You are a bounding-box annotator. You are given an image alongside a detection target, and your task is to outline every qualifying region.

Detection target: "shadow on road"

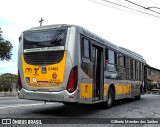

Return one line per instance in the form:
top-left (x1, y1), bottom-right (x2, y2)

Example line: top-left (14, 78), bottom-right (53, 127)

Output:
top-left (113, 97), bottom-right (140, 107)
top-left (31, 103), bottom-right (100, 117)
top-left (30, 97), bottom-right (144, 117)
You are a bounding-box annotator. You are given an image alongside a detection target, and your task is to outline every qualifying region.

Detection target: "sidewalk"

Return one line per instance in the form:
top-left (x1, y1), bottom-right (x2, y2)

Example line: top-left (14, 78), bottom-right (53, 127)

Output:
top-left (0, 91), bottom-right (18, 97)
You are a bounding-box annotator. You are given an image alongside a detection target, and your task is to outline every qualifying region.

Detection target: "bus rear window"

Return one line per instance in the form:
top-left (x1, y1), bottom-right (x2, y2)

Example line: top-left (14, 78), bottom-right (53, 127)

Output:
top-left (23, 27), bottom-right (68, 49)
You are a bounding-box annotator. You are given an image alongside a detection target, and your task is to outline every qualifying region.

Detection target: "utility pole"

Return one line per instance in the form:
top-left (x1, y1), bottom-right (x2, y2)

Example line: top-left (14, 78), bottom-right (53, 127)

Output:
top-left (39, 18), bottom-right (44, 27)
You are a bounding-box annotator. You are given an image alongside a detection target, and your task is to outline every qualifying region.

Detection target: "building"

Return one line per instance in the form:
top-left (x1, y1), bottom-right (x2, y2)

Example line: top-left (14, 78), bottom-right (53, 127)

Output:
top-left (147, 66), bottom-right (160, 90)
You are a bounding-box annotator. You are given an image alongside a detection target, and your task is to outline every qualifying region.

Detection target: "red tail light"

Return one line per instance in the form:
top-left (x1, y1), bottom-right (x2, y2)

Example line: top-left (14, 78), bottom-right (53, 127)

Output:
top-left (18, 70), bottom-right (23, 90)
top-left (67, 66), bottom-right (78, 93)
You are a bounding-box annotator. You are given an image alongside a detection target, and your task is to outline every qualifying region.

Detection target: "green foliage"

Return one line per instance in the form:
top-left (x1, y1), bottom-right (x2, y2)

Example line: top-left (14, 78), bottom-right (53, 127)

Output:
top-left (0, 73), bottom-right (18, 92)
top-left (0, 28), bottom-right (13, 61)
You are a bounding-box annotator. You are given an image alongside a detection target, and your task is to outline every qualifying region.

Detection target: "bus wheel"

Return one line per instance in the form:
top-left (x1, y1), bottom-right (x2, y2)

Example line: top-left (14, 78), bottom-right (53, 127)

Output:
top-left (101, 87), bottom-right (114, 109)
top-left (63, 102), bottom-right (70, 106)
top-left (135, 95), bottom-right (141, 100)
top-left (63, 102), bottom-right (78, 106)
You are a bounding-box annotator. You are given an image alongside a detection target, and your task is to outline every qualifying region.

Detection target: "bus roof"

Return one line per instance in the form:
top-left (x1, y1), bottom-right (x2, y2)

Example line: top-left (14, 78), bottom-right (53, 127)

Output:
top-left (29, 24), bottom-right (70, 31)
top-left (27, 24), bottom-right (146, 64)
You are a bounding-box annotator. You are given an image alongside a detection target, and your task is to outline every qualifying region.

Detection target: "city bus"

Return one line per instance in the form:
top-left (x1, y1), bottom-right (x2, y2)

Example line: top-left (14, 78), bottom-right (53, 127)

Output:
top-left (18, 24), bottom-right (147, 108)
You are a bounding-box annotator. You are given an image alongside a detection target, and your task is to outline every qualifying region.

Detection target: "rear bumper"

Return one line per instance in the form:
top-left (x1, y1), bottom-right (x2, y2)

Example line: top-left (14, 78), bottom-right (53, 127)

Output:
top-left (18, 88), bottom-right (78, 102)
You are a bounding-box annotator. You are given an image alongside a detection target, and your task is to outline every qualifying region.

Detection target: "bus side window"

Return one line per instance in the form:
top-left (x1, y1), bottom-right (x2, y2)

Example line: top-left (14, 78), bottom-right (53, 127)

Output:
top-left (140, 62), bottom-right (143, 81)
top-left (126, 57), bottom-right (130, 80)
top-left (81, 38), bottom-right (90, 63)
top-left (132, 60), bottom-right (136, 80)
top-left (109, 49), bottom-right (115, 64)
top-left (136, 61), bottom-right (140, 80)
top-left (118, 54), bottom-right (124, 67)
top-left (106, 49), bottom-right (116, 72)
top-left (117, 53), bottom-right (126, 79)
top-left (105, 49), bottom-right (108, 69)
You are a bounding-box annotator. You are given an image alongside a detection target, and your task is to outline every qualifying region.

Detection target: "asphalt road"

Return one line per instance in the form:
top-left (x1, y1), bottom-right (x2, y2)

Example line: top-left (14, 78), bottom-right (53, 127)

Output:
top-left (0, 94), bottom-right (160, 127)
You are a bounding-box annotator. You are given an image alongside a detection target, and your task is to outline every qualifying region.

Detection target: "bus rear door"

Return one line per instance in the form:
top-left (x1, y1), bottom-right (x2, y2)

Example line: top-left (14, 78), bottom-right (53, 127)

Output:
top-left (92, 44), bottom-right (104, 101)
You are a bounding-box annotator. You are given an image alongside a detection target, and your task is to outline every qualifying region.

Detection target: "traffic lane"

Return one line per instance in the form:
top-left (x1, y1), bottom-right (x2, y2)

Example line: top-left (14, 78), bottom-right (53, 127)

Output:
top-left (0, 102), bottom-right (99, 118)
top-left (108, 94), bottom-right (160, 118)
top-left (30, 94), bottom-right (160, 119)
top-left (30, 95), bottom-right (160, 118)
top-left (0, 96), bottom-right (18, 100)
top-left (0, 95), bottom-right (160, 127)
top-left (0, 97), bottom-right (44, 106)
top-left (0, 94), bottom-right (160, 119)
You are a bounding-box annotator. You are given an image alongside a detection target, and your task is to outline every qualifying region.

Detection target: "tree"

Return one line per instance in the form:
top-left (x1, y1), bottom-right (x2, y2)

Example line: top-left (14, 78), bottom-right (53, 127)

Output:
top-left (0, 28), bottom-right (13, 61)
top-left (0, 73), bottom-right (18, 92)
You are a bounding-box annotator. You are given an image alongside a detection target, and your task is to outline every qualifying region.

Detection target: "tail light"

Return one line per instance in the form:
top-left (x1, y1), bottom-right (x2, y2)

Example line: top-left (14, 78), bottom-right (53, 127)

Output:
top-left (67, 66), bottom-right (78, 93)
top-left (18, 70), bottom-right (23, 91)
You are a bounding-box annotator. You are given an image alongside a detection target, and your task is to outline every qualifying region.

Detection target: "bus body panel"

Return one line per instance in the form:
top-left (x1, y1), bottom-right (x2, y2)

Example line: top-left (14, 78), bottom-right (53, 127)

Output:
top-left (18, 25), bottom-right (79, 103)
top-left (18, 88), bottom-right (78, 102)
top-left (18, 24), bottom-right (146, 105)
top-left (21, 51), bottom-right (67, 89)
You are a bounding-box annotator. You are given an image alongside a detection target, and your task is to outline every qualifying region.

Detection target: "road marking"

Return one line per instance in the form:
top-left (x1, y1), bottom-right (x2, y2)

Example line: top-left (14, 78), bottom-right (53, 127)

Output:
top-left (0, 103), bottom-right (54, 109)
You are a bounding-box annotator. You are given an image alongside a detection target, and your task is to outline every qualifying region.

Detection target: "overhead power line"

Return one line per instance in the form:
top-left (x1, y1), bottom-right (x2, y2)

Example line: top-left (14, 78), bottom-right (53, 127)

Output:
top-left (90, 0), bottom-right (160, 19)
top-left (115, 0), bottom-right (141, 10)
top-left (125, 0), bottom-right (160, 15)
top-left (149, 0), bottom-right (160, 6)
top-left (146, 6), bottom-right (160, 10)
top-left (125, 0), bottom-right (146, 9)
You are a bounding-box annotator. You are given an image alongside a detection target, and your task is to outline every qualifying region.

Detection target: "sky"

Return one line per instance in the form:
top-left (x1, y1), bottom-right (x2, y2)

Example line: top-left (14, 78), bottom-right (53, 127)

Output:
top-left (1, 0), bottom-right (160, 75)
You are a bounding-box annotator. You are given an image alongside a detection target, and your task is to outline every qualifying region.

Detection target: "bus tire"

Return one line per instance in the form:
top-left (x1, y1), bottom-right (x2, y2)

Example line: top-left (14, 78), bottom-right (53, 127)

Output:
top-left (63, 102), bottom-right (70, 106)
top-left (102, 87), bottom-right (114, 109)
top-left (63, 102), bottom-right (77, 106)
top-left (135, 95), bottom-right (141, 100)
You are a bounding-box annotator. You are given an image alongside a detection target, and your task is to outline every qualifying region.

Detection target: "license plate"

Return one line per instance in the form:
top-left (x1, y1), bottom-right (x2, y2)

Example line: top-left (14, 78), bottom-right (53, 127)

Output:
top-left (37, 81), bottom-right (48, 86)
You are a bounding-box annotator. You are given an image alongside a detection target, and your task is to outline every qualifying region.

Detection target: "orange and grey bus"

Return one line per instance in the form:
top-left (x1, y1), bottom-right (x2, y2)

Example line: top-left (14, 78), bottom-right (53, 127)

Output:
top-left (18, 24), bottom-right (147, 108)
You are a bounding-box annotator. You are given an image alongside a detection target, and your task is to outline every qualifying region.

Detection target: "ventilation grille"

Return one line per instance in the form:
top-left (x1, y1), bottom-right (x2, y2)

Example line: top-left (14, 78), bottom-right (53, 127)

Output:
top-left (24, 50), bottom-right (64, 65)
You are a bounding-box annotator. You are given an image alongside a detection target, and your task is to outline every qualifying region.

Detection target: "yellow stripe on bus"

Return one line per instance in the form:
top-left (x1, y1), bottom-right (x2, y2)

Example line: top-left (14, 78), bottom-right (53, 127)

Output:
top-left (104, 84), bottom-right (109, 96)
top-left (80, 84), bottom-right (92, 98)
top-left (115, 84), bottom-right (131, 95)
top-left (80, 83), bottom-right (131, 98)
